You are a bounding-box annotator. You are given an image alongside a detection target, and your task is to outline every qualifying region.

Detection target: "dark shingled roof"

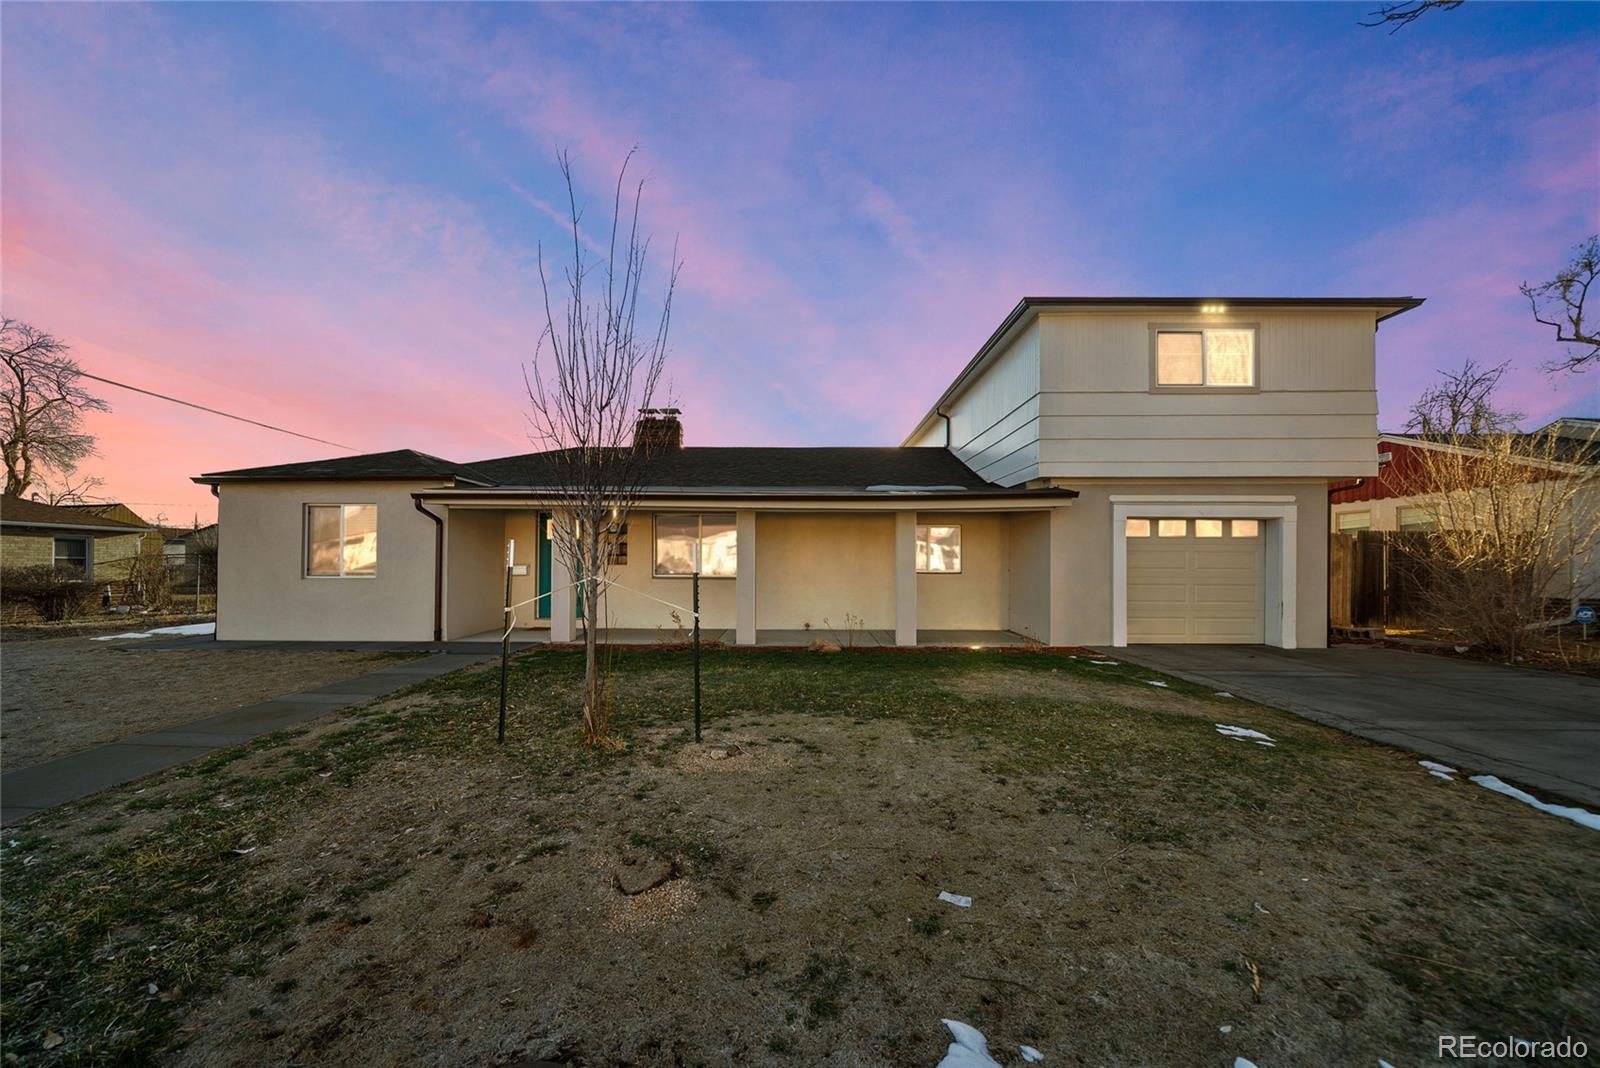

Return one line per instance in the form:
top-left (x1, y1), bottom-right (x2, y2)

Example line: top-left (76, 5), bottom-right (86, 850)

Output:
top-left (462, 447), bottom-right (1001, 491)
top-left (194, 445), bottom-right (1052, 495)
top-left (197, 449), bottom-right (489, 484)
top-left (0, 495), bottom-right (154, 531)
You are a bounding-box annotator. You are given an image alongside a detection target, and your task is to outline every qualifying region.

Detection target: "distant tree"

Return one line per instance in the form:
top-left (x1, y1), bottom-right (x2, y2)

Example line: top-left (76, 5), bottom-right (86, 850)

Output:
top-left (523, 150), bottom-right (680, 748)
top-left (33, 471), bottom-right (107, 506)
top-left (1, 319), bottom-right (109, 498)
top-left (1359, 0), bottom-right (1464, 32)
top-left (1405, 359), bottom-right (1522, 437)
top-left (1522, 235), bottom-right (1599, 373)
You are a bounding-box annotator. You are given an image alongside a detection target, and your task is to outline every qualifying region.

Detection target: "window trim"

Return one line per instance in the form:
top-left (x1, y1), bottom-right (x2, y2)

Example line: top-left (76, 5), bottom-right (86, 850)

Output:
top-left (53, 536), bottom-right (91, 579)
top-left (915, 523), bottom-right (962, 574)
top-left (652, 512), bottom-right (738, 579)
top-left (1148, 322), bottom-right (1261, 393)
top-left (304, 503), bottom-right (378, 579)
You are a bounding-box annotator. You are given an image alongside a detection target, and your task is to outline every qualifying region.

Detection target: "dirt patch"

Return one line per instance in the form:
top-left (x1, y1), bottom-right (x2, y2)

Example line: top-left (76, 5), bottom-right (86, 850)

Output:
top-left (0, 637), bottom-right (407, 769)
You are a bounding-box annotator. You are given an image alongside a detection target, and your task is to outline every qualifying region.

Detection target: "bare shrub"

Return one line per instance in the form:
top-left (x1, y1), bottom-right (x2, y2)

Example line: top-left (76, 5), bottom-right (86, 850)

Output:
top-left (2, 565), bottom-right (98, 622)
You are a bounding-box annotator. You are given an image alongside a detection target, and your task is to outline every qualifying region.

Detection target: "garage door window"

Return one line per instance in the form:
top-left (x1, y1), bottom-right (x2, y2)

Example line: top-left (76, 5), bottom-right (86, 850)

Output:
top-left (1157, 519), bottom-right (1187, 537)
top-left (1125, 518), bottom-right (1151, 537)
top-left (1194, 519), bottom-right (1224, 538)
top-left (1231, 519), bottom-right (1260, 538)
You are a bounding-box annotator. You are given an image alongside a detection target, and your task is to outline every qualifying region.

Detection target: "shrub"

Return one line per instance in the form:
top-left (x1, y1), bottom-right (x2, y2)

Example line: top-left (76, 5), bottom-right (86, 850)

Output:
top-left (2, 565), bottom-right (99, 621)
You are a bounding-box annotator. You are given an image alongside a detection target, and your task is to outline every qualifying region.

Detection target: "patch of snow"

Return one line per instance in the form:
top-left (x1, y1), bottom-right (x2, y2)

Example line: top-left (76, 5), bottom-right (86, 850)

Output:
top-left (1090, 660), bottom-right (1119, 666)
top-left (1145, 680), bottom-right (1169, 688)
top-left (1234, 1059), bottom-right (1258, 1068)
top-left (938, 891), bottom-right (972, 908)
top-left (1020, 1046), bottom-right (1045, 1062)
top-left (1214, 691), bottom-right (1235, 698)
top-left (91, 622), bottom-right (215, 641)
top-left (1471, 775), bottom-right (1600, 832)
top-left (1219, 1025), bottom-right (1233, 1034)
top-left (1216, 724), bottom-right (1274, 744)
top-left (937, 1019), bottom-right (1000, 1068)
top-left (1419, 760), bottom-right (1457, 781)
top-left (1380, 1061), bottom-right (1397, 1068)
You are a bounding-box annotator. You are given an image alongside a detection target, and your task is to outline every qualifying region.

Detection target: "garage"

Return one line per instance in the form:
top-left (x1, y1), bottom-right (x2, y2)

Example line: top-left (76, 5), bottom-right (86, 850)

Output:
top-left (1125, 517), bottom-right (1264, 643)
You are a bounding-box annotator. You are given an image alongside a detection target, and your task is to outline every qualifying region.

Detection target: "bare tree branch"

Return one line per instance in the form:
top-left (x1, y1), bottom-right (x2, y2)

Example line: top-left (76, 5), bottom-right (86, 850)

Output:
top-left (1522, 235), bottom-right (1600, 374)
top-left (522, 148), bottom-right (681, 746)
top-left (32, 471), bottom-right (107, 506)
top-left (1359, 0), bottom-right (1464, 33)
top-left (1, 318), bottom-right (110, 498)
top-left (1405, 359), bottom-right (1522, 437)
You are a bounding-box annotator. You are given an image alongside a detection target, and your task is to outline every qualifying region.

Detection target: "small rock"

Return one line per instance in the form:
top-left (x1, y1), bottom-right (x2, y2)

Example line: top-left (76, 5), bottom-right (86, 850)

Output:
top-left (809, 638), bottom-right (842, 653)
top-left (706, 744), bottom-right (741, 761)
top-left (613, 861), bottom-right (677, 896)
top-left (42, 1032), bottom-right (64, 1051)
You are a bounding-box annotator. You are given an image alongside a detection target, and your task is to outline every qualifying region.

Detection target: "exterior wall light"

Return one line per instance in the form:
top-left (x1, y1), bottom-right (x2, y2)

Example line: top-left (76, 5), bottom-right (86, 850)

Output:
top-left (1201, 303), bottom-right (1227, 314)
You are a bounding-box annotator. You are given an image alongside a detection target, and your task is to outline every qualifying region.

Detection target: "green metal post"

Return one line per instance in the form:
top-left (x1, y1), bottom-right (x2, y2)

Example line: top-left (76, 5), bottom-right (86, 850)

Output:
top-left (693, 569), bottom-right (702, 743)
top-left (498, 563), bottom-right (511, 744)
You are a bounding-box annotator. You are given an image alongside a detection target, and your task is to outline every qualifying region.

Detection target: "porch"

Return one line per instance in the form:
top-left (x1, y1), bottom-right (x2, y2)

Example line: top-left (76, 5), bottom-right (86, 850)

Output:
top-left (452, 627), bottom-right (1034, 648)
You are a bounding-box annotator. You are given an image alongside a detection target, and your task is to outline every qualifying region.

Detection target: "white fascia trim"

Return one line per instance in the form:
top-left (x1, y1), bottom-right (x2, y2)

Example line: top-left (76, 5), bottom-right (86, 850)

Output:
top-left (1110, 497), bottom-right (1299, 650)
top-left (1108, 494), bottom-right (1297, 503)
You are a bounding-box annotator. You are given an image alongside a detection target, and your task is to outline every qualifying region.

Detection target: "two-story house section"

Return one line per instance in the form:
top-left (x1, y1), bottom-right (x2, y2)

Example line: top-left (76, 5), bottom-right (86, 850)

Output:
top-left (904, 297), bottom-right (1423, 649)
top-left (196, 295), bottom-right (1420, 649)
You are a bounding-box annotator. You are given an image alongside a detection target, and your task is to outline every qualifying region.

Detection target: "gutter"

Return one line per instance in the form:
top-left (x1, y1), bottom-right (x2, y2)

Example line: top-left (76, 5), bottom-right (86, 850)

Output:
top-left (413, 497), bottom-right (445, 642)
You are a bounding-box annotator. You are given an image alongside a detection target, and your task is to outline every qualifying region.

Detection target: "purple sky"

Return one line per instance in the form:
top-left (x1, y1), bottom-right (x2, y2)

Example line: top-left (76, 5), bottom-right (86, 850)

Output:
top-left (3, 2), bottom-right (1597, 523)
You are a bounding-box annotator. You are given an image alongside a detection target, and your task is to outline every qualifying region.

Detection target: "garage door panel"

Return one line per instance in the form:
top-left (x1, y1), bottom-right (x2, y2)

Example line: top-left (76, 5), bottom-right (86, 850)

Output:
top-left (1127, 523), bottom-right (1264, 644)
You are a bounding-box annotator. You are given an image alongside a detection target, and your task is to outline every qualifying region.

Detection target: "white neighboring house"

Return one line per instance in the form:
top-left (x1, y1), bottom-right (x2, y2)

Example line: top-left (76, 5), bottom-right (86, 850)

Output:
top-left (196, 295), bottom-right (1422, 647)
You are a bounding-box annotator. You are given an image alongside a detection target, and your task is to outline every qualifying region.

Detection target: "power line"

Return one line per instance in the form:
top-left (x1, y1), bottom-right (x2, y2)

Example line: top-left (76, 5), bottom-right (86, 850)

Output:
top-left (79, 372), bottom-right (358, 452)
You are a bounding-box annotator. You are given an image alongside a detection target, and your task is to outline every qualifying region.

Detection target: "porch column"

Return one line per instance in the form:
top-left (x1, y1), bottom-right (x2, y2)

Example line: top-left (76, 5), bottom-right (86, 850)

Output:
top-left (736, 509), bottom-right (757, 645)
top-left (550, 535), bottom-right (575, 643)
top-left (894, 511), bottom-right (917, 647)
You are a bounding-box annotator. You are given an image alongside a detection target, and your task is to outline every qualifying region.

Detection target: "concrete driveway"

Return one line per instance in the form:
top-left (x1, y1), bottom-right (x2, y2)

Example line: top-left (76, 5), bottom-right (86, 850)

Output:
top-left (1105, 644), bottom-right (1600, 808)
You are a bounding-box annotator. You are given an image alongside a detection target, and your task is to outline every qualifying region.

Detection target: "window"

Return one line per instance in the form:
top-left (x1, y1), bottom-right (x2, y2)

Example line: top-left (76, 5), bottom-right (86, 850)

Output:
top-left (1230, 519), bottom-right (1260, 538)
top-left (653, 513), bottom-right (737, 577)
top-left (916, 525), bottom-right (961, 573)
top-left (1336, 511), bottom-right (1371, 532)
top-left (306, 504), bottom-right (377, 577)
top-left (1125, 518), bottom-right (1152, 538)
top-left (1155, 328), bottom-right (1256, 388)
top-left (1195, 519), bottom-right (1224, 538)
top-left (1157, 519), bottom-right (1188, 537)
top-left (1398, 507), bottom-right (1436, 532)
top-left (53, 537), bottom-right (89, 576)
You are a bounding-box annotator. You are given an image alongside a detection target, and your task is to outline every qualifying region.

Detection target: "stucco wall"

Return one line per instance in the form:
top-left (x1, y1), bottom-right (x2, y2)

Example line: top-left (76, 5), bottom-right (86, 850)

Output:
top-left (217, 481), bottom-right (444, 641)
top-left (591, 511), bottom-right (739, 632)
top-left (445, 508), bottom-right (506, 639)
top-left (1005, 511), bottom-right (1051, 641)
top-left (755, 513), bottom-right (895, 630)
top-left (1047, 479), bottom-right (1330, 648)
top-left (915, 511), bottom-right (1008, 630)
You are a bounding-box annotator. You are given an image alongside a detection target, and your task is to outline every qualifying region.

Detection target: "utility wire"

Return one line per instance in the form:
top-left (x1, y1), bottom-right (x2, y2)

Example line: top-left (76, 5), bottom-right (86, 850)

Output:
top-left (79, 372), bottom-right (358, 452)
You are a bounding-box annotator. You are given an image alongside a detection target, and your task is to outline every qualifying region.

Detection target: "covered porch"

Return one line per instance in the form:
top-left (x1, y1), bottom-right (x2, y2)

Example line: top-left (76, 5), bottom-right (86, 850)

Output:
top-left (429, 495), bottom-right (1071, 647)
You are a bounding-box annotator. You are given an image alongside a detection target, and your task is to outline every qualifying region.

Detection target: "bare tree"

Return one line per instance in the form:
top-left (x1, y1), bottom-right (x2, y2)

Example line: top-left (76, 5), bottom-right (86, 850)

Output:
top-left (1359, 0), bottom-right (1463, 32)
top-left (1398, 426), bottom-right (1599, 660)
top-left (1405, 359), bottom-right (1522, 436)
top-left (1522, 235), bottom-right (1599, 373)
top-left (1, 319), bottom-right (109, 498)
top-left (33, 471), bottom-right (107, 506)
top-left (524, 150), bottom-right (680, 747)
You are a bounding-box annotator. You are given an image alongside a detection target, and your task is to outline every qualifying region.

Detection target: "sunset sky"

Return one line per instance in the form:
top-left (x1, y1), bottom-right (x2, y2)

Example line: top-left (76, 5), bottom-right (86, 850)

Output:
top-left (3, 2), bottom-right (1597, 524)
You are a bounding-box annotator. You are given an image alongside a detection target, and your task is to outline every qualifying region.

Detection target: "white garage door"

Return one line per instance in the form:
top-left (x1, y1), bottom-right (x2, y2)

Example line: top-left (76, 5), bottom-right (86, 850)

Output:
top-left (1126, 518), bottom-right (1264, 644)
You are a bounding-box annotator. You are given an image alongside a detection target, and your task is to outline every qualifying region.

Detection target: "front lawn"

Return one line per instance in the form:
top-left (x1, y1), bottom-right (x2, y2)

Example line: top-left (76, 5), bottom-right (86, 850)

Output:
top-left (3, 649), bottom-right (1596, 1066)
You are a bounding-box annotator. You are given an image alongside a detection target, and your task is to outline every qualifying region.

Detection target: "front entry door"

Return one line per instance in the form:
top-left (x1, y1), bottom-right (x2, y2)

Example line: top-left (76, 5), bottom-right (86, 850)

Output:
top-left (536, 512), bottom-right (553, 620)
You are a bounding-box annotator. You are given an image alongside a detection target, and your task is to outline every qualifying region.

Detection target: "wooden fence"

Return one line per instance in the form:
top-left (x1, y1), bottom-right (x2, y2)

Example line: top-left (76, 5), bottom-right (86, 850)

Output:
top-left (1328, 531), bottom-right (1433, 630)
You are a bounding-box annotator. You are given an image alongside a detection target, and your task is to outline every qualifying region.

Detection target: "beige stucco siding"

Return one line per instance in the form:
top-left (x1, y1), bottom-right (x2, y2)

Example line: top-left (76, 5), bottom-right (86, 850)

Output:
top-left (590, 511), bottom-right (738, 632)
top-left (916, 512), bottom-right (1008, 630)
top-left (445, 509), bottom-right (506, 639)
top-left (1046, 478), bottom-right (1330, 649)
top-left (1036, 311), bottom-right (1380, 479)
top-left (216, 481), bottom-right (445, 641)
top-left (755, 513), bottom-right (895, 630)
top-left (1005, 511), bottom-right (1051, 641)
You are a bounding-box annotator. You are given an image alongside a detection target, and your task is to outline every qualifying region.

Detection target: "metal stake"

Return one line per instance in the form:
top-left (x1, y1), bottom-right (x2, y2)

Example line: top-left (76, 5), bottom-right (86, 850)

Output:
top-left (498, 562), bottom-right (512, 744)
top-left (693, 569), bottom-right (702, 743)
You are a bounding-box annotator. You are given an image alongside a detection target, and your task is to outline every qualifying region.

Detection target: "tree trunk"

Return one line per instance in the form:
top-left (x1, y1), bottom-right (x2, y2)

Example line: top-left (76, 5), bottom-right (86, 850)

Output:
top-left (580, 525), bottom-right (606, 745)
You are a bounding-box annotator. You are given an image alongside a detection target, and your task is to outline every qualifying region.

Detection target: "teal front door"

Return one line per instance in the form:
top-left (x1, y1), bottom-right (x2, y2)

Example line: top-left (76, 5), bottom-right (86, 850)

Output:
top-left (536, 512), bottom-right (552, 620)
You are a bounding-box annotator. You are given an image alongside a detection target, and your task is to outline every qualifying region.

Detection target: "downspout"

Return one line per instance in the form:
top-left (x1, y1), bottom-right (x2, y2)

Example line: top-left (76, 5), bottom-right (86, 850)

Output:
top-left (939, 407), bottom-right (952, 449)
top-left (210, 484), bottom-right (220, 639)
top-left (414, 497), bottom-right (445, 642)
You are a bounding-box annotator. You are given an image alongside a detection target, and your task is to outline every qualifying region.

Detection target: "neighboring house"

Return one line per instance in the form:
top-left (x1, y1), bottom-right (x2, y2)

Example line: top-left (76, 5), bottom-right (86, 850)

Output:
top-left (60, 502), bottom-right (163, 579)
top-left (195, 295), bottom-right (1422, 647)
top-left (1329, 417), bottom-right (1600, 602)
top-left (157, 523), bottom-right (219, 565)
top-left (0, 496), bottom-right (155, 580)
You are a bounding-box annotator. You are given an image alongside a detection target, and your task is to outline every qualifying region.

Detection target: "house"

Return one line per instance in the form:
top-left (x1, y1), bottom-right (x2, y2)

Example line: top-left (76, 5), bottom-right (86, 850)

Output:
top-left (59, 502), bottom-right (163, 579)
top-left (195, 295), bottom-right (1423, 647)
top-left (0, 496), bottom-right (155, 580)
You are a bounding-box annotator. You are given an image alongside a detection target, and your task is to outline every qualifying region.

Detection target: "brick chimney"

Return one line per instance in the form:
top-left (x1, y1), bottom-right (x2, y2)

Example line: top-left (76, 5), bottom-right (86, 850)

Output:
top-left (634, 408), bottom-right (683, 450)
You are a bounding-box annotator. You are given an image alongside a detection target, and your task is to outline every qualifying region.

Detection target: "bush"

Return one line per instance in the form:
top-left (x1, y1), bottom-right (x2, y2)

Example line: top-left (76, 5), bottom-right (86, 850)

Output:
top-left (2, 566), bottom-right (99, 622)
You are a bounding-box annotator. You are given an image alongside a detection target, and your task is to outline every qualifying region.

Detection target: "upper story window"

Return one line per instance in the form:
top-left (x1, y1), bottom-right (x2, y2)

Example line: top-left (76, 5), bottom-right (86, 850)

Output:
top-left (654, 513), bottom-right (737, 577)
top-left (306, 504), bottom-right (377, 577)
top-left (1154, 327), bottom-right (1256, 389)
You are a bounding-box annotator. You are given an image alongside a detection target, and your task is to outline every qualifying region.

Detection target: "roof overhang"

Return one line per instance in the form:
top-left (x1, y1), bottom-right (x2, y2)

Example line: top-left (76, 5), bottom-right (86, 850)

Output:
top-left (902, 295), bottom-right (1426, 446)
top-left (414, 486), bottom-right (1076, 512)
top-left (0, 519), bottom-right (155, 535)
top-left (1377, 433), bottom-right (1593, 474)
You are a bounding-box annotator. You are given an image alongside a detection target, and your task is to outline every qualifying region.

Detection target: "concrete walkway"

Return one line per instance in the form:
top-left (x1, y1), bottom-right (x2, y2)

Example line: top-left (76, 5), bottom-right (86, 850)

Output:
top-left (0, 652), bottom-right (487, 825)
top-left (1106, 644), bottom-right (1600, 808)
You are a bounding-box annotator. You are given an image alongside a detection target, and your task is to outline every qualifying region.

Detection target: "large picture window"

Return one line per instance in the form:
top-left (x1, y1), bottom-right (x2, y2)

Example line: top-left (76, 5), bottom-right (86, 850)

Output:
top-left (653, 513), bottom-right (737, 577)
top-left (915, 524), bottom-right (961, 573)
top-left (306, 504), bottom-right (377, 577)
top-left (1155, 327), bottom-right (1256, 388)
